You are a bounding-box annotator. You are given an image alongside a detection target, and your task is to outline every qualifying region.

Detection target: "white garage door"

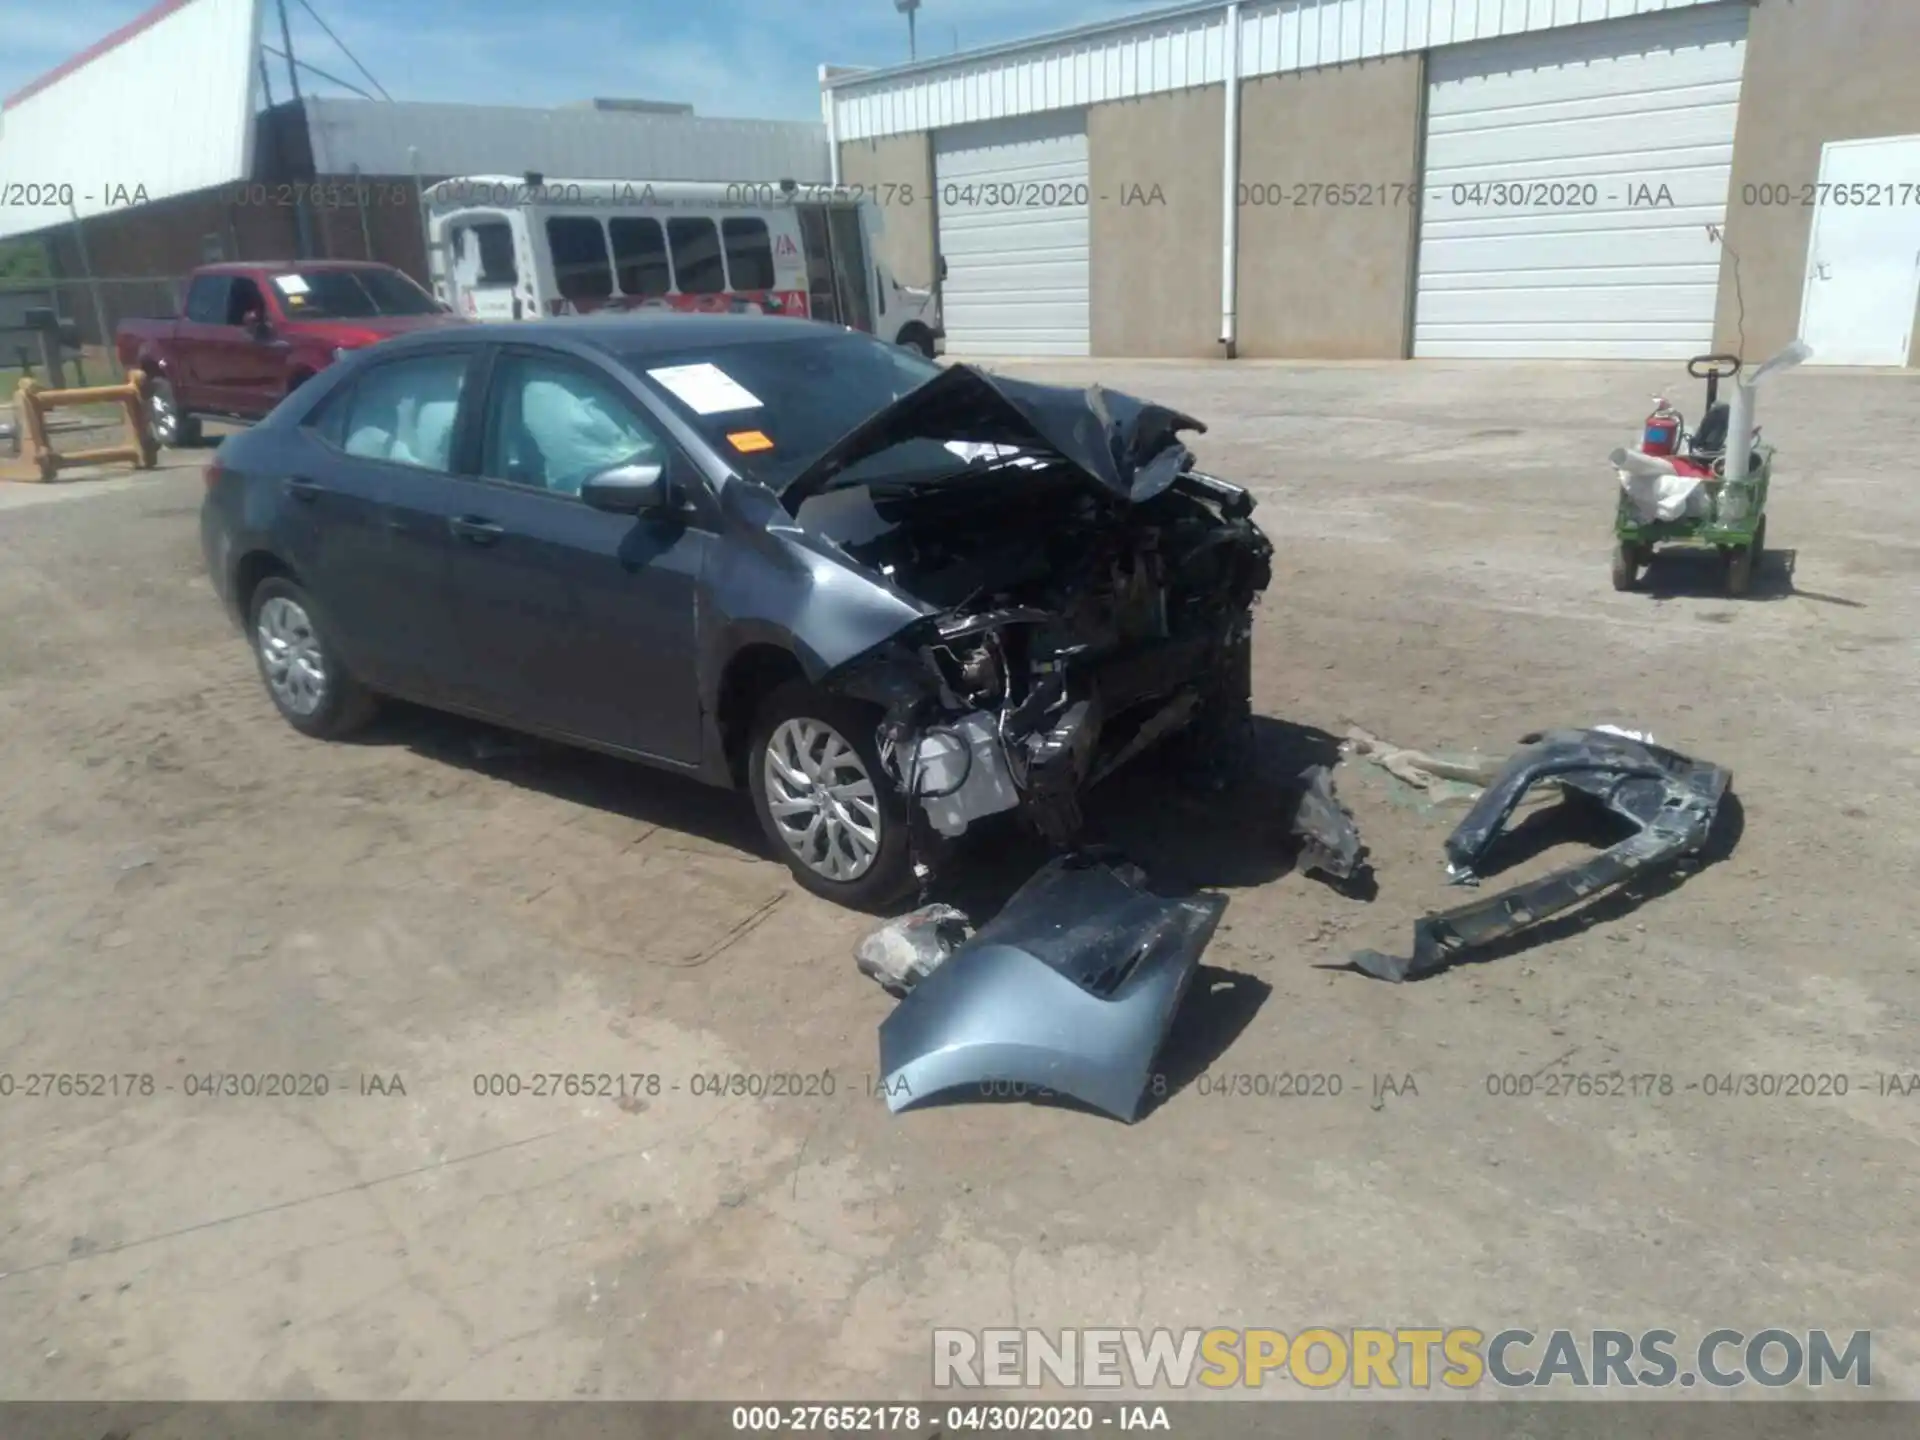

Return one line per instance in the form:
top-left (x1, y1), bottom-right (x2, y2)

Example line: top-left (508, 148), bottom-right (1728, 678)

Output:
top-left (934, 111), bottom-right (1090, 357)
top-left (1414, 6), bottom-right (1749, 360)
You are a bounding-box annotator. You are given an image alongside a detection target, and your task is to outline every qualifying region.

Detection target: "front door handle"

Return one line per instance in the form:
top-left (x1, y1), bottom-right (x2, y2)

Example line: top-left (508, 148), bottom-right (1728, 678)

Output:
top-left (448, 515), bottom-right (504, 545)
top-left (285, 476), bottom-right (323, 502)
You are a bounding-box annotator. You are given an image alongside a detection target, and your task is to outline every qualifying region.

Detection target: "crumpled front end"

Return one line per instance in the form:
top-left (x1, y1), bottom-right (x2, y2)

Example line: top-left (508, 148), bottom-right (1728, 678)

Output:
top-left (820, 466), bottom-right (1272, 875)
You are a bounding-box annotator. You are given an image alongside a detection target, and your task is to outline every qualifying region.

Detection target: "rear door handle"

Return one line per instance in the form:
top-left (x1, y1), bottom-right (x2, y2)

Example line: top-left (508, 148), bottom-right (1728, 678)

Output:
top-left (448, 515), bottom-right (504, 545)
top-left (285, 476), bottom-right (323, 502)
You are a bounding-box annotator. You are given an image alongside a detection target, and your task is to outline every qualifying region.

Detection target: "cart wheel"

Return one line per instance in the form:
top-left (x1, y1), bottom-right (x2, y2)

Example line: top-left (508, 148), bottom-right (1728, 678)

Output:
top-left (1611, 540), bottom-right (1641, 592)
top-left (1726, 517), bottom-right (1766, 598)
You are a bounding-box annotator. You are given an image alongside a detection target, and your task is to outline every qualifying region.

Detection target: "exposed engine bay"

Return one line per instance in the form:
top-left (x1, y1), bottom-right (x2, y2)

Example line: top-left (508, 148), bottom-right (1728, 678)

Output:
top-left (801, 442), bottom-right (1271, 868)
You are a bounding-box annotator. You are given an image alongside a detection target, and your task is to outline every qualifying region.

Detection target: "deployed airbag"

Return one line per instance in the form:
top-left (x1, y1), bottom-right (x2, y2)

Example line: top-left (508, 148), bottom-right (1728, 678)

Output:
top-left (877, 853), bottom-right (1224, 1122)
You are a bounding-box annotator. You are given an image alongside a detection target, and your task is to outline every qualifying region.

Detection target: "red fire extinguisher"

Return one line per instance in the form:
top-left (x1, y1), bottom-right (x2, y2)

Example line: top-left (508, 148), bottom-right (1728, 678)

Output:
top-left (1642, 397), bottom-right (1682, 457)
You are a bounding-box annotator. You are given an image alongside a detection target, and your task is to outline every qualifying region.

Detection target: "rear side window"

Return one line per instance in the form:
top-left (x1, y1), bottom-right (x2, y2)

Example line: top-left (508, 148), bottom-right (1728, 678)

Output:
top-left (545, 216), bottom-right (613, 302)
top-left (323, 352), bottom-right (472, 471)
top-left (721, 217), bottom-right (775, 290)
top-left (667, 217), bottom-right (724, 294)
top-left (609, 217), bottom-right (669, 298)
top-left (184, 275), bottom-right (230, 323)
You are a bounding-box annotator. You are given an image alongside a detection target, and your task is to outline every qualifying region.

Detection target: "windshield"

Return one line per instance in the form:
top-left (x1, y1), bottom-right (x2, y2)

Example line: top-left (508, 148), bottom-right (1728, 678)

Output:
top-left (274, 268), bottom-right (443, 319)
top-left (620, 330), bottom-right (953, 492)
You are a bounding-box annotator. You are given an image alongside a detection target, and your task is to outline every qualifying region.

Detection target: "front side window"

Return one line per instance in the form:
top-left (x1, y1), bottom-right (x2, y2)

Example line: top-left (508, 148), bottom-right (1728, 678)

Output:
top-left (482, 352), bottom-right (666, 497)
top-left (227, 276), bottom-right (267, 325)
top-left (332, 352), bottom-right (471, 471)
top-left (546, 216), bottom-right (613, 302)
top-left (667, 217), bottom-right (724, 295)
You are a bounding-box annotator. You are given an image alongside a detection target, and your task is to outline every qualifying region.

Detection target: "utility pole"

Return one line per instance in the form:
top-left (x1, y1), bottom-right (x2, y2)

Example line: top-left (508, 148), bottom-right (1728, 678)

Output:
top-left (894, 0), bottom-right (920, 60)
top-left (275, 0), bottom-right (315, 258)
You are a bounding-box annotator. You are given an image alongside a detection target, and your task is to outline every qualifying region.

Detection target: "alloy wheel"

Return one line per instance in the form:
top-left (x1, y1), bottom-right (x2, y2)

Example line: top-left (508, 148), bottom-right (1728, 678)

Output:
top-left (149, 386), bottom-right (177, 445)
top-left (762, 717), bottom-right (883, 881)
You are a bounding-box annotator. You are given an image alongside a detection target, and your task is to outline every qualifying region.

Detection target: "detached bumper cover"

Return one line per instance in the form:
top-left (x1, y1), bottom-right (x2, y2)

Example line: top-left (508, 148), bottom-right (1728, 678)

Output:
top-left (1352, 728), bottom-right (1731, 982)
top-left (878, 853), bottom-right (1224, 1122)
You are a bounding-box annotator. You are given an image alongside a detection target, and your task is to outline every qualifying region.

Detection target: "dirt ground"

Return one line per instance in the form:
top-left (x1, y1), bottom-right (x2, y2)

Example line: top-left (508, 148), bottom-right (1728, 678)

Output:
top-left (0, 361), bottom-right (1915, 1402)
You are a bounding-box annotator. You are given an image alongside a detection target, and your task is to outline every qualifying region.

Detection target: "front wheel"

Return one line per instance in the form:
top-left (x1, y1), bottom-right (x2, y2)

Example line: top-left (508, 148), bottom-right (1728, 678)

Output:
top-left (897, 324), bottom-right (936, 359)
top-left (747, 682), bottom-right (913, 909)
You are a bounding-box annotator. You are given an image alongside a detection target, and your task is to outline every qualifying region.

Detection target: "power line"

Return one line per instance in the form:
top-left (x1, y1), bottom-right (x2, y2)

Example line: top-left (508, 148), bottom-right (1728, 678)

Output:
top-left (295, 0), bottom-right (392, 101)
top-left (261, 43), bottom-right (378, 102)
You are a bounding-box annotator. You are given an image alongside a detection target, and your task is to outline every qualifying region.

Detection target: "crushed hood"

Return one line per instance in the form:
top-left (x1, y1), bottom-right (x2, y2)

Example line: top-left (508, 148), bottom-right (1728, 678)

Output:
top-left (780, 363), bottom-right (1207, 508)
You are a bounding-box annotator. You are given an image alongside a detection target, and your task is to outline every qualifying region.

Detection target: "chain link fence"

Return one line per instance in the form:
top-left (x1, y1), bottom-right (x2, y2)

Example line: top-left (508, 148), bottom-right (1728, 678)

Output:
top-left (0, 278), bottom-right (181, 385)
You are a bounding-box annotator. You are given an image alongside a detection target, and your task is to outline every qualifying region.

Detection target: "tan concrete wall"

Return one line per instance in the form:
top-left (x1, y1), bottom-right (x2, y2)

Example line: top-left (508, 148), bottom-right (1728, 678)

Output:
top-left (837, 134), bottom-right (936, 291)
top-left (1235, 56), bottom-right (1423, 359)
top-left (1718, 0), bottom-right (1920, 364)
top-left (1088, 86), bottom-right (1225, 358)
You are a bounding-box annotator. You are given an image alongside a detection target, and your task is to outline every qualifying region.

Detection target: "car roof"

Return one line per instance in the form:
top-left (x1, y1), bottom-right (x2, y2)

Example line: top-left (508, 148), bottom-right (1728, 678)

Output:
top-left (379, 313), bottom-right (861, 356)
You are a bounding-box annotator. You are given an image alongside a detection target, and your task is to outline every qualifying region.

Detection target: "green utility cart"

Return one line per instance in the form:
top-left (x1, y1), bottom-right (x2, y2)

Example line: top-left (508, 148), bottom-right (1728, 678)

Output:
top-left (1612, 353), bottom-right (1778, 598)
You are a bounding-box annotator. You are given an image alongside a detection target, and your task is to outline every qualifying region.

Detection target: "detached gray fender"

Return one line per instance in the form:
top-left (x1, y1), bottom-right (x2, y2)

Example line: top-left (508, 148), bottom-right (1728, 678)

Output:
top-left (878, 853), bottom-right (1224, 1122)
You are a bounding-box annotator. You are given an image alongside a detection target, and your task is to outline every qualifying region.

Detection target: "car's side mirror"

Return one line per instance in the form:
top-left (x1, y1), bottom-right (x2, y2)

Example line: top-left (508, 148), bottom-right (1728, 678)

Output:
top-left (580, 461), bottom-right (671, 514)
top-left (246, 312), bottom-right (272, 339)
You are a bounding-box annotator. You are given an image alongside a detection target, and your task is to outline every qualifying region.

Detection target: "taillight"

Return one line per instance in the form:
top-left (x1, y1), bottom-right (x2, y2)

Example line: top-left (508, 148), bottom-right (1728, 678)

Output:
top-left (203, 459), bottom-right (224, 490)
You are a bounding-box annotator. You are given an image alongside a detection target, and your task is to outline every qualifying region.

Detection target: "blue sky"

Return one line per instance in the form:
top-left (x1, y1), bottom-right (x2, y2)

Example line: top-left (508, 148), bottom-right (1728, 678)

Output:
top-left (5, 0), bottom-right (1185, 118)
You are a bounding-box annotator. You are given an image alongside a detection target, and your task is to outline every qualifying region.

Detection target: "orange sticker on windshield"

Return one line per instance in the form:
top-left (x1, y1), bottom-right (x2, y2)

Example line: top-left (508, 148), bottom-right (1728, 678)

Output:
top-left (727, 430), bottom-right (774, 453)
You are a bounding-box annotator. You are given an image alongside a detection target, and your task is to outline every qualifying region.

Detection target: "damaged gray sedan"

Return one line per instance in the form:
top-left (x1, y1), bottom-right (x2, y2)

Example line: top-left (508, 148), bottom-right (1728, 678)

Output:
top-left (204, 315), bottom-right (1273, 908)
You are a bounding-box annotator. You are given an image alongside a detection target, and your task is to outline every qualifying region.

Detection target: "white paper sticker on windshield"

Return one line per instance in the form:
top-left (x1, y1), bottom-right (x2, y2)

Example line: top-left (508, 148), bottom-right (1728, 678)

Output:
top-left (645, 362), bottom-right (762, 415)
top-left (274, 274), bottom-right (311, 296)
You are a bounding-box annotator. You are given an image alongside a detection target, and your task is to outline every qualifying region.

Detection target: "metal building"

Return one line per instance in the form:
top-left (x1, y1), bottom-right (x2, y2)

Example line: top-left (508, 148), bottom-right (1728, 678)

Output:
top-left (824, 0), bottom-right (1920, 365)
top-left (0, 0), bottom-right (830, 342)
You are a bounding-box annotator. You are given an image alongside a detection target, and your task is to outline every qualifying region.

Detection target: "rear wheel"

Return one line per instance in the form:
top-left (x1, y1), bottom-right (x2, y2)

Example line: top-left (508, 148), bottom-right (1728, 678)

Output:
top-left (747, 682), bottom-right (913, 909)
top-left (147, 375), bottom-right (201, 448)
top-left (1611, 540), bottom-right (1641, 592)
top-left (1726, 516), bottom-right (1764, 597)
top-left (247, 576), bottom-right (376, 738)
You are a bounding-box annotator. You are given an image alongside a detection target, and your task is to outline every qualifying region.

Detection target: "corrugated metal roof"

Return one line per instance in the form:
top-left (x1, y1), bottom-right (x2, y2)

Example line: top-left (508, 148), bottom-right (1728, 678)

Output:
top-left (302, 98), bottom-right (831, 182)
top-left (825, 0), bottom-right (1743, 140)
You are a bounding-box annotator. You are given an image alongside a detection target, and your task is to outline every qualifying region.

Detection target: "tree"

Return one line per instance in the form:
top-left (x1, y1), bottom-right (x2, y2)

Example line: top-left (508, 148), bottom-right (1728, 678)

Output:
top-left (0, 238), bottom-right (50, 280)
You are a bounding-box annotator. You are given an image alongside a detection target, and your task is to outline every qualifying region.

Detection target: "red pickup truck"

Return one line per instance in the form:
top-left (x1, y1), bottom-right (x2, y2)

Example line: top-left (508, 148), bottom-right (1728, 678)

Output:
top-left (116, 260), bottom-right (465, 447)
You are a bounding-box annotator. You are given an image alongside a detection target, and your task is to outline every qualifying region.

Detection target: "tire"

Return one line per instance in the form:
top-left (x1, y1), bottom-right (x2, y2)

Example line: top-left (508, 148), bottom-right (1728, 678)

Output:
top-left (246, 575), bottom-right (377, 739)
top-left (147, 375), bottom-right (201, 448)
top-left (897, 324), bottom-right (936, 360)
top-left (1726, 542), bottom-right (1754, 597)
top-left (1724, 516), bottom-right (1762, 597)
top-left (746, 680), bottom-right (913, 909)
top-left (1611, 540), bottom-right (1640, 592)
